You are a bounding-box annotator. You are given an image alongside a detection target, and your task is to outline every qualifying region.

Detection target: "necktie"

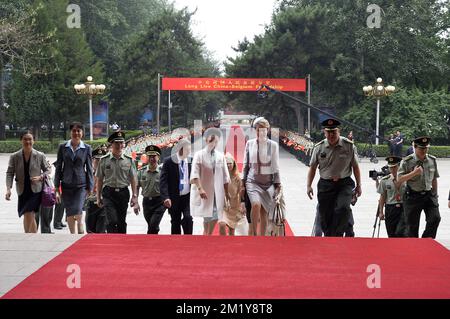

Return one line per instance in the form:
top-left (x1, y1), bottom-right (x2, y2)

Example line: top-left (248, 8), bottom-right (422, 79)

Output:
top-left (211, 150), bottom-right (216, 175)
top-left (257, 140), bottom-right (261, 175)
top-left (179, 160), bottom-right (184, 192)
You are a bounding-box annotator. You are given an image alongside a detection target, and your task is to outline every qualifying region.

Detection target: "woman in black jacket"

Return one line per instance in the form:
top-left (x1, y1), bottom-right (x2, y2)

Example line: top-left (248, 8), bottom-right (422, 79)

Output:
top-left (54, 122), bottom-right (93, 234)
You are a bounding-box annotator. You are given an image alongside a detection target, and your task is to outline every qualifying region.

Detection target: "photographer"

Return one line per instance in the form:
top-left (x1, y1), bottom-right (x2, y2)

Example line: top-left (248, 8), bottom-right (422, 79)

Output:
top-left (397, 137), bottom-right (440, 238)
top-left (376, 156), bottom-right (407, 237)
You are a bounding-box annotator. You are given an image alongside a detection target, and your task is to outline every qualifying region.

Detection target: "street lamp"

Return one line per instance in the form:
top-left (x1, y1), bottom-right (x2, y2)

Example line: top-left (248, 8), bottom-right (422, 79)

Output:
top-left (363, 77), bottom-right (395, 145)
top-left (74, 76), bottom-right (106, 141)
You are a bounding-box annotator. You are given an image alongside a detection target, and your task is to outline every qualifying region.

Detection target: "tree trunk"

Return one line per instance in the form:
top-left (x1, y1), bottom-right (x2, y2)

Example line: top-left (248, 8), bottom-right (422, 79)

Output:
top-left (0, 57), bottom-right (6, 140)
top-left (32, 125), bottom-right (39, 141)
top-left (290, 105), bottom-right (305, 135)
top-left (48, 122), bottom-right (53, 141)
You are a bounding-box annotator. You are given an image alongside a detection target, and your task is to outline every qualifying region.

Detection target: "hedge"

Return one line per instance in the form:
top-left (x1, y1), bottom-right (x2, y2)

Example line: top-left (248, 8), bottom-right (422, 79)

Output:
top-left (0, 140), bottom-right (107, 154)
top-left (355, 143), bottom-right (450, 158)
top-left (0, 141), bottom-right (56, 154)
top-left (0, 130), bottom-right (148, 154)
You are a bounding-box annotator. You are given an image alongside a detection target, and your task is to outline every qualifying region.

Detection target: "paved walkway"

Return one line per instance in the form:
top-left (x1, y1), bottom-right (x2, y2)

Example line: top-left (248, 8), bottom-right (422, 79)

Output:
top-left (1, 149), bottom-right (449, 297)
top-left (0, 150), bottom-right (449, 237)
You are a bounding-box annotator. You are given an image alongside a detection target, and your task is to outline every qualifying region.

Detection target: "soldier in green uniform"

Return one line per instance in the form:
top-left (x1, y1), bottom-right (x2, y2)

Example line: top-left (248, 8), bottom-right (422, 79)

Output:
top-left (307, 118), bottom-right (362, 237)
top-left (377, 156), bottom-right (407, 237)
top-left (398, 136), bottom-right (440, 238)
top-left (137, 145), bottom-right (166, 234)
top-left (85, 147), bottom-right (108, 233)
top-left (96, 131), bottom-right (140, 234)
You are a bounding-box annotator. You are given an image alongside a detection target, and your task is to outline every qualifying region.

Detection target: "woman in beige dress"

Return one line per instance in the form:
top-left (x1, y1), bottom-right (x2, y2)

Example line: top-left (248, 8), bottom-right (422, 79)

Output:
top-left (220, 153), bottom-right (245, 235)
top-left (6, 131), bottom-right (51, 233)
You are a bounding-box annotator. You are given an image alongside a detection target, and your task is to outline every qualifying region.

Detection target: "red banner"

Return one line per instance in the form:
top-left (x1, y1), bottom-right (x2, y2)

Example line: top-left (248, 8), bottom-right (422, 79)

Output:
top-left (162, 78), bottom-right (306, 92)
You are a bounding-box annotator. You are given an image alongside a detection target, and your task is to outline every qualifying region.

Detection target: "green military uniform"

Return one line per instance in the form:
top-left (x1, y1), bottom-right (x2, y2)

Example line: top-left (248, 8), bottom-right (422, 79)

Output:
top-left (398, 137), bottom-right (440, 238)
top-left (96, 131), bottom-right (137, 234)
top-left (138, 145), bottom-right (165, 234)
top-left (309, 118), bottom-right (359, 237)
top-left (377, 156), bottom-right (406, 237)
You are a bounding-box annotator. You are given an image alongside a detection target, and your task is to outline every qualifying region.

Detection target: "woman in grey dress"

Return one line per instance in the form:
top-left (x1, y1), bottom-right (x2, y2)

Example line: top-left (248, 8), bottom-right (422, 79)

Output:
top-left (241, 118), bottom-right (281, 236)
top-left (54, 122), bottom-right (93, 234)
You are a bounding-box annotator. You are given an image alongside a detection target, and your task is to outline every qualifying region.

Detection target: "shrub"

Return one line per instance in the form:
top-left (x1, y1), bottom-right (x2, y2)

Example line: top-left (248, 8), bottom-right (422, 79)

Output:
top-left (355, 143), bottom-right (450, 158)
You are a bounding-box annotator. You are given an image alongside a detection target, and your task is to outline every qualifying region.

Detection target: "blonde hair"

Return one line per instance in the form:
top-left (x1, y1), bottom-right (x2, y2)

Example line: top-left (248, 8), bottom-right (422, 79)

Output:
top-left (225, 152), bottom-right (239, 177)
top-left (253, 117), bottom-right (270, 129)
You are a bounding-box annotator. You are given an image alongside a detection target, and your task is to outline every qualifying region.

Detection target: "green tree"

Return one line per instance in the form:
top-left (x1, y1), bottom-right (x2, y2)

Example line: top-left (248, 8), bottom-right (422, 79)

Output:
top-left (344, 87), bottom-right (450, 143)
top-left (226, 0), bottom-right (449, 140)
top-left (112, 5), bottom-right (222, 129)
top-left (8, 0), bottom-right (104, 140)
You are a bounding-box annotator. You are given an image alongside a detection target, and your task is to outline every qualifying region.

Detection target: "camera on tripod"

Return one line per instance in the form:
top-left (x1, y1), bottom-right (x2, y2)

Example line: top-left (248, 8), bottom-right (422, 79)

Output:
top-left (369, 165), bottom-right (390, 180)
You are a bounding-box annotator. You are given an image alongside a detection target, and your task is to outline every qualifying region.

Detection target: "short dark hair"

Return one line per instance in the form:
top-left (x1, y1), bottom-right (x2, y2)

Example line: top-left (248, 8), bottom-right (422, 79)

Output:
top-left (69, 122), bottom-right (84, 130)
top-left (20, 130), bottom-right (34, 140)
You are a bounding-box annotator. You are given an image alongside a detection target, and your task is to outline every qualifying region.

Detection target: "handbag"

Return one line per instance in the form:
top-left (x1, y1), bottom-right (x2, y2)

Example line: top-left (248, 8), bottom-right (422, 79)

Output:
top-left (41, 175), bottom-right (56, 207)
top-left (266, 190), bottom-right (286, 236)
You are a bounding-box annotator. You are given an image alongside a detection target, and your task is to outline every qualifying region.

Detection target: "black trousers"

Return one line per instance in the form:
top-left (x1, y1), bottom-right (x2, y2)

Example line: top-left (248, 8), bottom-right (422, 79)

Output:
top-left (168, 194), bottom-right (193, 234)
top-left (244, 191), bottom-right (252, 224)
top-left (317, 177), bottom-right (355, 237)
top-left (143, 196), bottom-right (166, 234)
top-left (53, 199), bottom-right (65, 227)
top-left (36, 205), bottom-right (53, 233)
top-left (393, 144), bottom-right (403, 157)
top-left (102, 186), bottom-right (130, 234)
top-left (85, 200), bottom-right (107, 233)
top-left (403, 190), bottom-right (441, 238)
top-left (313, 204), bottom-right (354, 237)
top-left (384, 204), bottom-right (407, 238)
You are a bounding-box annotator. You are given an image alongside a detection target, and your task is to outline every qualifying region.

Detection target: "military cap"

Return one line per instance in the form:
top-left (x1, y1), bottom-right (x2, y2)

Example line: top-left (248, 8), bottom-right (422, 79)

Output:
top-left (321, 118), bottom-right (341, 131)
top-left (385, 155), bottom-right (402, 167)
top-left (92, 147), bottom-right (108, 159)
top-left (145, 145), bottom-right (161, 156)
top-left (108, 131), bottom-right (125, 143)
top-left (413, 136), bottom-right (431, 148)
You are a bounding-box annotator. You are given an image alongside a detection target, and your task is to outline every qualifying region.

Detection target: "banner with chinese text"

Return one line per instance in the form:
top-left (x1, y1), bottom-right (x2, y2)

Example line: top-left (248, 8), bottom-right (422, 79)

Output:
top-left (162, 78), bottom-right (306, 92)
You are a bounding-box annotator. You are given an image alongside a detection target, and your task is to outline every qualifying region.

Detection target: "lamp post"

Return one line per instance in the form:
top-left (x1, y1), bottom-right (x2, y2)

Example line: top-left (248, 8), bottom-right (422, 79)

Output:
top-left (157, 73), bottom-right (162, 134)
top-left (363, 77), bottom-right (395, 145)
top-left (74, 76), bottom-right (106, 141)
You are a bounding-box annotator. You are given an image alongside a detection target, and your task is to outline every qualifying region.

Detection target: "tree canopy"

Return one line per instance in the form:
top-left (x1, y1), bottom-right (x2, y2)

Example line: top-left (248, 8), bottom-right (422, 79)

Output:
top-left (1, 0), bottom-right (449, 144)
top-left (225, 0), bottom-right (450, 143)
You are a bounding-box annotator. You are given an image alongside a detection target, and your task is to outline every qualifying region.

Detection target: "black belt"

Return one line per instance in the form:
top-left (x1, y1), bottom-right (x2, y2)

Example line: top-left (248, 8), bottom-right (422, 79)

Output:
top-left (407, 187), bottom-right (431, 195)
top-left (386, 203), bottom-right (403, 208)
top-left (320, 176), bottom-right (351, 182)
top-left (144, 195), bottom-right (162, 201)
top-left (104, 186), bottom-right (128, 192)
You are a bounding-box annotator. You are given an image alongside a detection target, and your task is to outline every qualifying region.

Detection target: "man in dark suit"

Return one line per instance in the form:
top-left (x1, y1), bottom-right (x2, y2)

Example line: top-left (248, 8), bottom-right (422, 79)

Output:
top-left (160, 139), bottom-right (193, 235)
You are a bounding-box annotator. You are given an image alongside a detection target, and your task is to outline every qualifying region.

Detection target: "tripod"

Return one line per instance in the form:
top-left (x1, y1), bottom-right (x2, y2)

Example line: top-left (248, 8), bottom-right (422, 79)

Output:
top-left (372, 204), bottom-right (382, 238)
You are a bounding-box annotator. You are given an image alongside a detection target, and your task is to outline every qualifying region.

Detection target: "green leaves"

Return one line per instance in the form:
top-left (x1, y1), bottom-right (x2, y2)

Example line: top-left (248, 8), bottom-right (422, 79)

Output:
top-left (226, 0), bottom-right (450, 142)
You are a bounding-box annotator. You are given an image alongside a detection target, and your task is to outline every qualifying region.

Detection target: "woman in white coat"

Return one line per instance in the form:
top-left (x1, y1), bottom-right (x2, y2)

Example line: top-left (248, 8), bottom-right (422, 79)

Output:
top-left (190, 129), bottom-right (230, 235)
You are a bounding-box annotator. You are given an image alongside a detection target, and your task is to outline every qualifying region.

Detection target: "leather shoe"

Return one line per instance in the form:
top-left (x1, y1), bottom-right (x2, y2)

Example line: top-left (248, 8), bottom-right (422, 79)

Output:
top-left (54, 223), bottom-right (63, 230)
top-left (61, 223), bottom-right (67, 227)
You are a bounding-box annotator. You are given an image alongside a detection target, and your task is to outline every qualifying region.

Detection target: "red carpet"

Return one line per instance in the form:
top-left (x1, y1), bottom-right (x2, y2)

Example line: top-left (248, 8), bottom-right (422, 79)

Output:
top-left (211, 220), bottom-right (294, 236)
top-left (224, 125), bottom-right (246, 172)
top-left (3, 235), bottom-right (450, 299)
